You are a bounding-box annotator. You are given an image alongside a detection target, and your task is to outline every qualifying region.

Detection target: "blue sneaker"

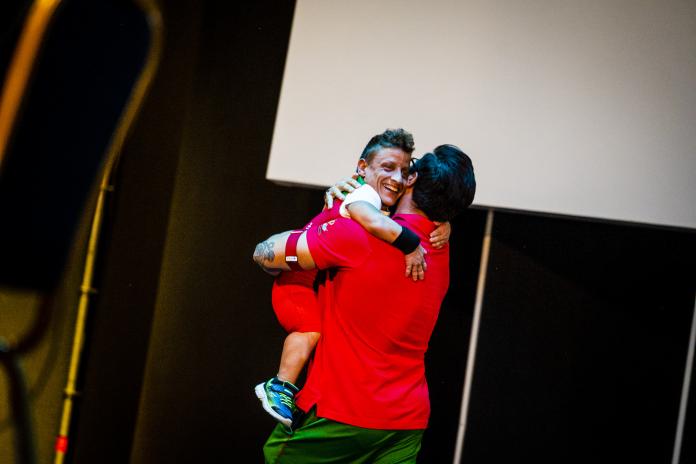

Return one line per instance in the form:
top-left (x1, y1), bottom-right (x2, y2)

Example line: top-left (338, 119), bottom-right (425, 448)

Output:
top-left (254, 377), bottom-right (299, 428)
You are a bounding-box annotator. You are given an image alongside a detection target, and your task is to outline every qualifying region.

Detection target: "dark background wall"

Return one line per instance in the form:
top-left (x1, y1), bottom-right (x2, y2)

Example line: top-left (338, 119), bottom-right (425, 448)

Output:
top-left (1, 1), bottom-right (694, 463)
top-left (463, 212), bottom-right (696, 463)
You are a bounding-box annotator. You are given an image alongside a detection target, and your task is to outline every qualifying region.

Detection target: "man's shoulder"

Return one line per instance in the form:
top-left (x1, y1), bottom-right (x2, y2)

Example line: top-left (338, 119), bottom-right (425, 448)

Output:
top-left (393, 213), bottom-right (435, 237)
top-left (306, 217), bottom-right (371, 269)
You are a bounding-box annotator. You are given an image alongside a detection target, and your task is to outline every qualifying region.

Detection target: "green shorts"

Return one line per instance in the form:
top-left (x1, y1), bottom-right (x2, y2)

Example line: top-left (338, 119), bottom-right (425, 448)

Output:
top-left (263, 408), bottom-right (424, 464)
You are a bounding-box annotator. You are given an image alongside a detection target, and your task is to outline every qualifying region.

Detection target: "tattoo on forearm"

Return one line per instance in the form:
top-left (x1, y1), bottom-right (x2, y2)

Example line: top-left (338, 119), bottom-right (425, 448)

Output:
top-left (253, 240), bottom-right (275, 266)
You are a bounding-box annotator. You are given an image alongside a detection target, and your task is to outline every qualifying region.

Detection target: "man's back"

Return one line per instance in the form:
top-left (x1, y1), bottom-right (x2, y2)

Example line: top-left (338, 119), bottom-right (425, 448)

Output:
top-left (296, 213), bottom-right (449, 429)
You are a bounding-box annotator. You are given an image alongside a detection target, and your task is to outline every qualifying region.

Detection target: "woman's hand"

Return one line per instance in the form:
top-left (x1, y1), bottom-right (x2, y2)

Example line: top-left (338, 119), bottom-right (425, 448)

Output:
top-left (429, 221), bottom-right (451, 249)
top-left (325, 174), bottom-right (361, 209)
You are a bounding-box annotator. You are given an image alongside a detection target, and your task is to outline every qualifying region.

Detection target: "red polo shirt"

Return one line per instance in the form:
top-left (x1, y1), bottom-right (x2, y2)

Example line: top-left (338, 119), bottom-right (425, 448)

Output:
top-left (295, 213), bottom-right (450, 430)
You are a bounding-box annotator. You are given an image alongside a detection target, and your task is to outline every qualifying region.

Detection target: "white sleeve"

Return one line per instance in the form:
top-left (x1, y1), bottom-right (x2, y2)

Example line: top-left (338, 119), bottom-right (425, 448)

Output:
top-left (339, 185), bottom-right (382, 218)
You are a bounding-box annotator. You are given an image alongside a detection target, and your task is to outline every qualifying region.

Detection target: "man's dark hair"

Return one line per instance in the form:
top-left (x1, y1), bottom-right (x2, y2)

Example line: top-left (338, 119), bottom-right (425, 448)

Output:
top-left (359, 128), bottom-right (415, 163)
top-left (411, 144), bottom-right (476, 222)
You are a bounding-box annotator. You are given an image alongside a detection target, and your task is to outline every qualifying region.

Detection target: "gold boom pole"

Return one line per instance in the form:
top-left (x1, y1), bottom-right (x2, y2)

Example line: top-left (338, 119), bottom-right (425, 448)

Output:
top-left (0, 0), bottom-right (62, 172)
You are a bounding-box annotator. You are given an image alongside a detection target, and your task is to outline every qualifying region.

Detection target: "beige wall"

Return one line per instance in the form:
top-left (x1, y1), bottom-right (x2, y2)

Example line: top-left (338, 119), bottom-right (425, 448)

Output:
top-left (268, 0), bottom-right (696, 229)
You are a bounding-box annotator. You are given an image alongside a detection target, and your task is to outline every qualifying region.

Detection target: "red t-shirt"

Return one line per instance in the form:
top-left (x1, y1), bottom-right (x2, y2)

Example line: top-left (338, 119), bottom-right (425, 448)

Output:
top-left (296, 213), bottom-right (450, 430)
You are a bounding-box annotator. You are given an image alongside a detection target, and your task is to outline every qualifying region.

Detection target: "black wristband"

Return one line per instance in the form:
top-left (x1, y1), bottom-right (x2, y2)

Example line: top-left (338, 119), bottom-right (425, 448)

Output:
top-left (391, 226), bottom-right (420, 254)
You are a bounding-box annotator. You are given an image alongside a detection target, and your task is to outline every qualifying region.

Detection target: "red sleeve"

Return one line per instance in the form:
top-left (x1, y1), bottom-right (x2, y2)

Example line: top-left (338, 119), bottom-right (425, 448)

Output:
top-left (305, 217), bottom-right (370, 270)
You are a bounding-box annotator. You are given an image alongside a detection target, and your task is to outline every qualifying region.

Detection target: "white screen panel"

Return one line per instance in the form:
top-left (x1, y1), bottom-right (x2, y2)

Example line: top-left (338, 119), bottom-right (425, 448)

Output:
top-left (267, 0), bottom-right (696, 229)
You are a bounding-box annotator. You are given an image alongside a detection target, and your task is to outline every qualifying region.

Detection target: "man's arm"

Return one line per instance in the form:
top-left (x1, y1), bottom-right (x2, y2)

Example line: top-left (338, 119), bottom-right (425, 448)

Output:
top-left (346, 201), bottom-right (401, 241)
top-left (252, 230), bottom-right (315, 275)
top-left (347, 201), bottom-right (427, 280)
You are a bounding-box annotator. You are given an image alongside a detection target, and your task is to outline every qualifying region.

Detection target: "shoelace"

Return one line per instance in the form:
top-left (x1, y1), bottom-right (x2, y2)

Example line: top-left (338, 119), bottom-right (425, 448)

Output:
top-left (279, 393), bottom-right (294, 408)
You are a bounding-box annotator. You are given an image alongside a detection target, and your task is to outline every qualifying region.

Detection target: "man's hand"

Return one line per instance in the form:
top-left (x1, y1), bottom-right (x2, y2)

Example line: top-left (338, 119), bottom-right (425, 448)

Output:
top-left (429, 221), bottom-right (451, 249)
top-left (325, 174), bottom-right (361, 209)
top-left (404, 244), bottom-right (427, 281)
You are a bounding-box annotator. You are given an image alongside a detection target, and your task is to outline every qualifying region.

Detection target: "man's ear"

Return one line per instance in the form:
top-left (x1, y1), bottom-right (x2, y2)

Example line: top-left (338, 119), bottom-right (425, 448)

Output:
top-left (406, 171), bottom-right (418, 187)
top-left (357, 158), bottom-right (368, 176)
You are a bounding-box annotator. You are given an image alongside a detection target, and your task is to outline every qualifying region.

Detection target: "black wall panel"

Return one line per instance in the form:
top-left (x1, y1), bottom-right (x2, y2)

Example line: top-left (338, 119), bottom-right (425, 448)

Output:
top-left (420, 208), bottom-right (487, 463)
top-left (461, 212), bottom-right (696, 463)
top-left (681, 362), bottom-right (695, 463)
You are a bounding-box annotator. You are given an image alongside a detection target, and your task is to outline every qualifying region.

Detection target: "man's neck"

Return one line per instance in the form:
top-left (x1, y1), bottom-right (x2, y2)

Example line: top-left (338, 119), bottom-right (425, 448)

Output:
top-left (395, 191), bottom-right (428, 218)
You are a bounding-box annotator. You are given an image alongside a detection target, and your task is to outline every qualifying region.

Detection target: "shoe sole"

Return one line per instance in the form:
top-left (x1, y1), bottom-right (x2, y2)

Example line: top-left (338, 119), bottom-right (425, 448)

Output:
top-left (254, 383), bottom-right (293, 428)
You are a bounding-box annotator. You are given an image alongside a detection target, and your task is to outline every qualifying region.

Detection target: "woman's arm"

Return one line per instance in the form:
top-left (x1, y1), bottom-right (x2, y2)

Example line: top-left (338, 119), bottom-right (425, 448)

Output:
top-left (430, 221), bottom-right (451, 249)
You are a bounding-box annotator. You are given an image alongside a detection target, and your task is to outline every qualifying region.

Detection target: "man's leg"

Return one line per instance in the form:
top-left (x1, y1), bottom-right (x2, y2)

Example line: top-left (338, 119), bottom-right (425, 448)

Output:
top-left (371, 429), bottom-right (424, 464)
top-left (263, 408), bottom-right (424, 464)
top-left (255, 331), bottom-right (320, 428)
top-left (278, 331), bottom-right (320, 384)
